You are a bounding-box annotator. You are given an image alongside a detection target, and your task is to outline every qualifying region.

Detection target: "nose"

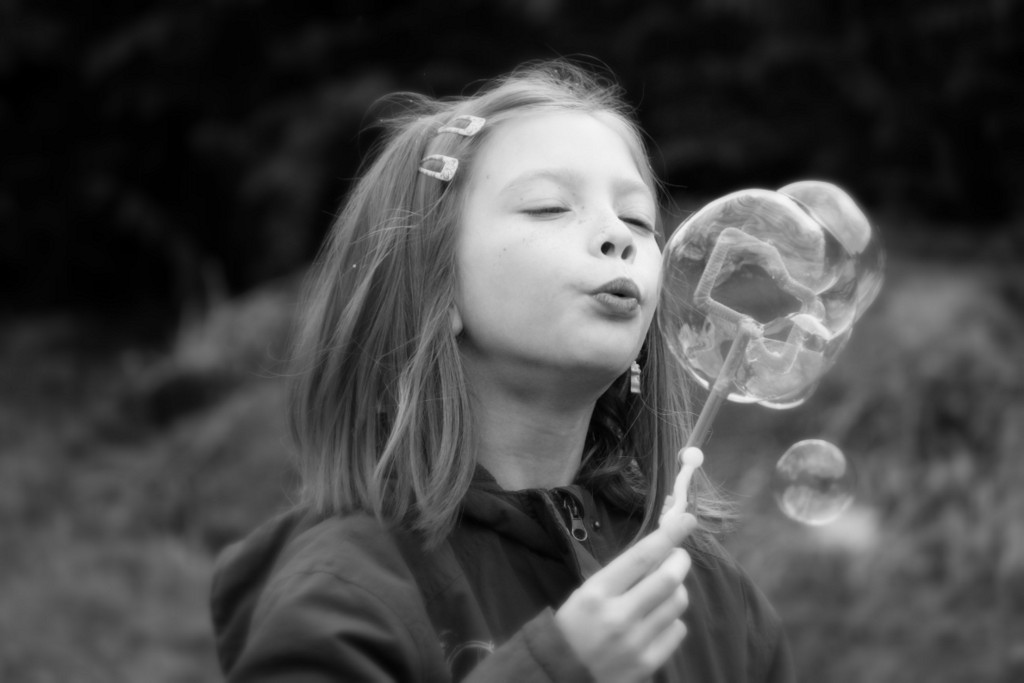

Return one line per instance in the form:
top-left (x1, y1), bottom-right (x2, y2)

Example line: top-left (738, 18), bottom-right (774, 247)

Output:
top-left (596, 215), bottom-right (636, 262)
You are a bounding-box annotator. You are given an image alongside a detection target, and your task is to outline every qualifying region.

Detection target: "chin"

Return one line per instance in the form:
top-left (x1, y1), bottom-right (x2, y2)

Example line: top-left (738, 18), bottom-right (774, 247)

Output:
top-left (564, 357), bottom-right (633, 391)
top-left (577, 344), bottom-right (641, 375)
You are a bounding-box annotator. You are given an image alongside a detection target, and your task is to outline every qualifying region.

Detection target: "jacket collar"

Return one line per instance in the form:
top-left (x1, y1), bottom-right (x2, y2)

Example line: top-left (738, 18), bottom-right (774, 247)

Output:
top-left (459, 466), bottom-right (603, 566)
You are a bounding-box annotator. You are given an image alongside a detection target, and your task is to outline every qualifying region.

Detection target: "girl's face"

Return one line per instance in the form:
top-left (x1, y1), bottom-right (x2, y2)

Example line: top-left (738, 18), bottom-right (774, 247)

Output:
top-left (455, 110), bottom-right (662, 394)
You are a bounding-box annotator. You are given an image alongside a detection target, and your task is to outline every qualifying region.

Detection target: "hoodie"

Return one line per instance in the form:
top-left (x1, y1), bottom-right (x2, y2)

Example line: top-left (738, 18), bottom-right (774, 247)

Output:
top-left (211, 469), bottom-right (796, 682)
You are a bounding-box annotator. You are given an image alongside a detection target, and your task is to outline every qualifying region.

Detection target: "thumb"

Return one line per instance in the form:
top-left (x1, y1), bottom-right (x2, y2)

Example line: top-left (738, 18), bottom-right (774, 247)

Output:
top-left (658, 508), bottom-right (698, 546)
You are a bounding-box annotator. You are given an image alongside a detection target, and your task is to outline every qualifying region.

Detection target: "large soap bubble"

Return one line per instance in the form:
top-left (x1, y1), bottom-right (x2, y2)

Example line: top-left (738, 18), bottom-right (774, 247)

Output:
top-left (657, 181), bottom-right (883, 530)
top-left (661, 181), bottom-right (883, 408)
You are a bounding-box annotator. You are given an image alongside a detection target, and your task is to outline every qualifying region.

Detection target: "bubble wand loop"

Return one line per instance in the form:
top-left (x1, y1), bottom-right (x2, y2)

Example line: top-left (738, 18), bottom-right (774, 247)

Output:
top-left (659, 180), bottom-right (884, 523)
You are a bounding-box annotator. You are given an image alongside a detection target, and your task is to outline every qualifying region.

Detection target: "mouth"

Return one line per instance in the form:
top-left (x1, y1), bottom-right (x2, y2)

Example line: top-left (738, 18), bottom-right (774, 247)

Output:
top-left (593, 277), bottom-right (642, 302)
top-left (590, 278), bottom-right (642, 317)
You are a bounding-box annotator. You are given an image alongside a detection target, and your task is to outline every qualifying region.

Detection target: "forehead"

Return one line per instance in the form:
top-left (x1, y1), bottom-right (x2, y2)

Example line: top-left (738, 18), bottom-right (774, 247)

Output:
top-left (469, 111), bottom-right (652, 193)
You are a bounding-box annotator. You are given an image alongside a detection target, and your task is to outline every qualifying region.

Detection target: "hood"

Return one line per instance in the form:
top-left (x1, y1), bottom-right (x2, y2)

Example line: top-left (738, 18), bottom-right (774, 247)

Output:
top-left (461, 467), bottom-right (641, 578)
top-left (459, 466), bottom-right (576, 560)
top-left (205, 475), bottom-right (562, 675)
top-left (209, 508), bottom-right (317, 673)
top-left (209, 467), bottom-right (637, 671)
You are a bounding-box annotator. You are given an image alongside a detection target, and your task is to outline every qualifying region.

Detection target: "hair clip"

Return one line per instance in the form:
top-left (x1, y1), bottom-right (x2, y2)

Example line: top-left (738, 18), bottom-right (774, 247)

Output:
top-left (437, 115), bottom-right (486, 137)
top-left (419, 154), bottom-right (459, 182)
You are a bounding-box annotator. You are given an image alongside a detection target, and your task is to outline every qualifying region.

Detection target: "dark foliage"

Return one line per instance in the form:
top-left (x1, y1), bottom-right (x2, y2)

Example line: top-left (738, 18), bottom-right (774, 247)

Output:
top-left (3, 0), bottom-right (1022, 316)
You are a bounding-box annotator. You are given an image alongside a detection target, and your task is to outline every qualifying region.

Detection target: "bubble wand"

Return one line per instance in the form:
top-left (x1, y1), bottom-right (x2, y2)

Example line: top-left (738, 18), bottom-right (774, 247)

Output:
top-left (660, 181), bottom-right (884, 519)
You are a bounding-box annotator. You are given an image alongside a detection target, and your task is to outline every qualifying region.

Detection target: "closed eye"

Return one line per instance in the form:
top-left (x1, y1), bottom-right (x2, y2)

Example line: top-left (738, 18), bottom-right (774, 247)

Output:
top-left (523, 207), bottom-right (569, 217)
top-left (621, 216), bottom-right (655, 232)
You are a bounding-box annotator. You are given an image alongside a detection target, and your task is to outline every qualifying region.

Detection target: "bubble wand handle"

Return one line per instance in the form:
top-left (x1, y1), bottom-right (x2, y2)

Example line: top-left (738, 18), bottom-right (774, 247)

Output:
top-left (663, 322), bottom-right (754, 521)
top-left (684, 319), bottom-right (756, 450)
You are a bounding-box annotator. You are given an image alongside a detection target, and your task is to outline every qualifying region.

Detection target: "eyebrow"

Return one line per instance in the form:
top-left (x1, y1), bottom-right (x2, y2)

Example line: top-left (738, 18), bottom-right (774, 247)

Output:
top-left (500, 168), bottom-right (653, 200)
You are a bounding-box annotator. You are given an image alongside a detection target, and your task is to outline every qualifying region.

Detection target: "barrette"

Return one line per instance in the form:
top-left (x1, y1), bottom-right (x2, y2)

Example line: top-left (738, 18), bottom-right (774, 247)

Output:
top-left (419, 154), bottom-right (459, 182)
top-left (437, 115), bottom-right (486, 137)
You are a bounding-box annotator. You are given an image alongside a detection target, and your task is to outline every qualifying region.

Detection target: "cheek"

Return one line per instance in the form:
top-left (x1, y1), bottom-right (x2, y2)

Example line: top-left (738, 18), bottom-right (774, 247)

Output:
top-left (478, 236), bottom-right (553, 291)
top-left (640, 243), bottom-right (664, 293)
top-left (456, 239), bottom-right (534, 317)
top-left (640, 244), bottom-right (664, 328)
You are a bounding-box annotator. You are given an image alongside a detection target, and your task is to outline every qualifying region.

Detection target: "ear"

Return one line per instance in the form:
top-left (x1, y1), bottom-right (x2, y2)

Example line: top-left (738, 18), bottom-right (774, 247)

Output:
top-left (449, 306), bottom-right (463, 336)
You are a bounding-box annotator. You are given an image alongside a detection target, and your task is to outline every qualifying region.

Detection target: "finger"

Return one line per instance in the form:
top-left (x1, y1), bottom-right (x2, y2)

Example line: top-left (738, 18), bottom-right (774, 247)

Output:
top-left (618, 549), bottom-right (691, 621)
top-left (632, 583), bottom-right (689, 646)
top-left (658, 507), bottom-right (698, 547)
top-left (591, 513), bottom-right (697, 594)
top-left (639, 618), bottom-right (688, 674)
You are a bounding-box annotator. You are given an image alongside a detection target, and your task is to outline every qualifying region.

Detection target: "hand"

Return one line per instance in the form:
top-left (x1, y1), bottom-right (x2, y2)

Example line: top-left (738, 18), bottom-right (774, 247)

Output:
top-left (554, 510), bottom-right (698, 683)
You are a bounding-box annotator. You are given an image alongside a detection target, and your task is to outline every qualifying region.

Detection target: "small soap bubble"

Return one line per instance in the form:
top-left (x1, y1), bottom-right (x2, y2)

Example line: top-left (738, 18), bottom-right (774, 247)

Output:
top-left (772, 439), bottom-right (855, 525)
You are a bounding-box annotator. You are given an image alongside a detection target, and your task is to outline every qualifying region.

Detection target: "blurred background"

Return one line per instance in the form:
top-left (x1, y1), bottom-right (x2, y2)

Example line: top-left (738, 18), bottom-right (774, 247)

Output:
top-left (1, 1), bottom-right (1022, 681)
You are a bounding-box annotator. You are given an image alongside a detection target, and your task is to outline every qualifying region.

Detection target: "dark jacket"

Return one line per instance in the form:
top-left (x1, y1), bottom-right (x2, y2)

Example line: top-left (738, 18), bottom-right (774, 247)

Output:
top-left (211, 469), bottom-right (796, 682)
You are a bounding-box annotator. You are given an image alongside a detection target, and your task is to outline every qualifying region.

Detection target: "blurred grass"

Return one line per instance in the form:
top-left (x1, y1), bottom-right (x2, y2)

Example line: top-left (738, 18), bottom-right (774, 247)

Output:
top-left (0, 285), bottom-right (299, 683)
top-left (708, 226), bottom-right (1024, 682)
top-left (1, 228), bottom-right (1022, 682)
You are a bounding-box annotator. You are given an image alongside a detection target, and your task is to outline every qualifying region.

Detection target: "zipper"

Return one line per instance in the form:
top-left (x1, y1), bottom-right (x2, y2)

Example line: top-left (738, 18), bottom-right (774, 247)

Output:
top-left (561, 494), bottom-right (589, 542)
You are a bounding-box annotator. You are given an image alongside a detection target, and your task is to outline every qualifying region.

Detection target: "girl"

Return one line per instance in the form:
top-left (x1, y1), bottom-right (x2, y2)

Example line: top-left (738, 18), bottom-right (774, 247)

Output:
top-left (211, 60), bottom-right (795, 683)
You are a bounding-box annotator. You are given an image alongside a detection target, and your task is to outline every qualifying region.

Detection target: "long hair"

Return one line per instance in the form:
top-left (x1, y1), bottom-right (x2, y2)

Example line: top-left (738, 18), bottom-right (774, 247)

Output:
top-left (288, 59), bottom-right (729, 547)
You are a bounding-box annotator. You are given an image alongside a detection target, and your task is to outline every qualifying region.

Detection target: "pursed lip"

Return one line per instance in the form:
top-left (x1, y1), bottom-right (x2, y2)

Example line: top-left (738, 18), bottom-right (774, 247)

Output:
top-left (589, 277), bottom-right (643, 317)
top-left (592, 277), bottom-right (642, 303)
